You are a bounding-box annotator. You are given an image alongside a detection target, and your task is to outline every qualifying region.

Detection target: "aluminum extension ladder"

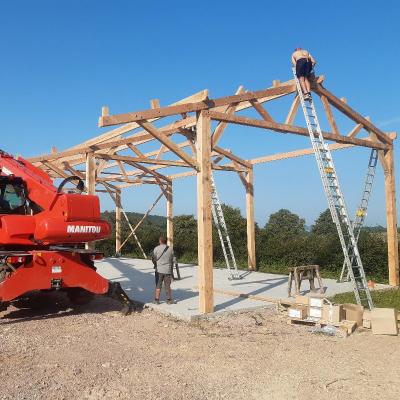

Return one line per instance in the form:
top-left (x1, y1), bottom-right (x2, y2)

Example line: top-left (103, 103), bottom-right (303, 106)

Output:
top-left (292, 68), bottom-right (373, 309)
top-left (211, 173), bottom-right (241, 280)
top-left (339, 149), bottom-right (379, 282)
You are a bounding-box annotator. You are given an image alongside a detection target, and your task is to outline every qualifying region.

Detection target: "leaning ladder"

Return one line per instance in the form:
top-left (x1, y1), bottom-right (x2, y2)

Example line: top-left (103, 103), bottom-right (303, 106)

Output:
top-left (292, 68), bottom-right (373, 309)
top-left (211, 173), bottom-right (241, 280)
top-left (339, 148), bottom-right (379, 282)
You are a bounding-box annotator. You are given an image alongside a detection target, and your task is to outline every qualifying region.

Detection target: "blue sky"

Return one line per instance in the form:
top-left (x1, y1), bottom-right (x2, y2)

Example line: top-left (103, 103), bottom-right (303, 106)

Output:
top-left (1, 1), bottom-right (399, 226)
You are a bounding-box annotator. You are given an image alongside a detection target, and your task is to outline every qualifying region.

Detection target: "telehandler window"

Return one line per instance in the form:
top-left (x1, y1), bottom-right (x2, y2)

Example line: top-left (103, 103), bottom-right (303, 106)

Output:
top-left (0, 182), bottom-right (26, 214)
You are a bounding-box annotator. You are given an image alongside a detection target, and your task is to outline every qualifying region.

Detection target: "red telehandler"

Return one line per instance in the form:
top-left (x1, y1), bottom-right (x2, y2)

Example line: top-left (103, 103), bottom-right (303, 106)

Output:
top-left (0, 149), bottom-right (133, 314)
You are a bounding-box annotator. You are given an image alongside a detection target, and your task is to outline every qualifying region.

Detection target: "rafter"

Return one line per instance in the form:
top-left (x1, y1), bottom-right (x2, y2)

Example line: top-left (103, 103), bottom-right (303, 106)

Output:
top-left (137, 121), bottom-right (199, 169)
top-left (206, 110), bottom-right (389, 150)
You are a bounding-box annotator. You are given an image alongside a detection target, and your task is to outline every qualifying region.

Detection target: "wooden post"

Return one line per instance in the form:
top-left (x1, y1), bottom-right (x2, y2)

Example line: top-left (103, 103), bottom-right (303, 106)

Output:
top-left (196, 111), bottom-right (214, 313)
top-left (245, 168), bottom-right (256, 271)
top-left (382, 147), bottom-right (399, 286)
top-left (85, 152), bottom-right (96, 250)
top-left (166, 182), bottom-right (174, 247)
top-left (115, 190), bottom-right (122, 256)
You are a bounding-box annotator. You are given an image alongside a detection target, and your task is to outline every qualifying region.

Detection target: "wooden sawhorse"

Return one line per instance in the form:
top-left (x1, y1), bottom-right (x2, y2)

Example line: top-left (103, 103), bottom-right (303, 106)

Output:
top-left (288, 265), bottom-right (324, 297)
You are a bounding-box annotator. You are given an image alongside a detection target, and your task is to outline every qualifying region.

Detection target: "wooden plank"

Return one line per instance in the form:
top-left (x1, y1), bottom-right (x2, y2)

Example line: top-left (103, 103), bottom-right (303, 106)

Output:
top-left (285, 95), bottom-right (300, 125)
top-left (166, 181), bottom-right (173, 247)
top-left (383, 148), bottom-right (399, 286)
top-left (320, 95), bottom-right (340, 136)
top-left (138, 121), bottom-right (199, 169)
top-left (208, 287), bottom-right (294, 306)
top-left (245, 168), bottom-right (256, 271)
top-left (196, 111), bottom-right (214, 313)
top-left (314, 83), bottom-right (392, 145)
top-left (206, 111), bottom-right (389, 150)
top-left (99, 85), bottom-right (296, 127)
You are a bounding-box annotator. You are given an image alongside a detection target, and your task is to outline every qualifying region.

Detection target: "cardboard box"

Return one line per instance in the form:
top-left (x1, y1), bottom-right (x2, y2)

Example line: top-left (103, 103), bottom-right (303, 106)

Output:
top-left (343, 303), bottom-right (364, 327)
top-left (371, 308), bottom-right (398, 336)
top-left (309, 296), bottom-right (325, 308)
top-left (322, 304), bottom-right (344, 324)
top-left (309, 306), bottom-right (322, 319)
top-left (288, 305), bottom-right (308, 320)
top-left (295, 295), bottom-right (309, 306)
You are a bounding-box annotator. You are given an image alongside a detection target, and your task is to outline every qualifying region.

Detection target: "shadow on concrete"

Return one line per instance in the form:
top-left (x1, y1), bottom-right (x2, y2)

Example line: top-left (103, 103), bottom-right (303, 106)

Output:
top-left (103, 258), bottom-right (198, 304)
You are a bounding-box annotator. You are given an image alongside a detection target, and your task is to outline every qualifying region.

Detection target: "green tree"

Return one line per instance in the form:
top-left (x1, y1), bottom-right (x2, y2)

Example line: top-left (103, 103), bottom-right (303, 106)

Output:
top-left (172, 215), bottom-right (198, 261)
top-left (264, 209), bottom-right (306, 238)
top-left (311, 208), bottom-right (336, 235)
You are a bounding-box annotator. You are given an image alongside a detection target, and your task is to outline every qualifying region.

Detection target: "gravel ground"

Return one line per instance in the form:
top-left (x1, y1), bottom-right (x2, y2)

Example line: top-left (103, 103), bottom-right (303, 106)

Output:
top-left (0, 292), bottom-right (399, 400)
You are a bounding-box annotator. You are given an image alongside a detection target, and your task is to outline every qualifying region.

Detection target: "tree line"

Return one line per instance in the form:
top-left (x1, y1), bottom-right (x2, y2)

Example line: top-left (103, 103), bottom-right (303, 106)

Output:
top-left (97, 206), bottom-right (394, 282)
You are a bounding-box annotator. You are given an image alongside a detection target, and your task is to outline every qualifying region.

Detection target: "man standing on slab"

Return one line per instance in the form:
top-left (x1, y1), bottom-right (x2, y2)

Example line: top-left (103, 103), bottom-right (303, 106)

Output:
top-left (291, 47), bottom-right (316, 101)
top-left (152, 236), bottom-right (175, 304)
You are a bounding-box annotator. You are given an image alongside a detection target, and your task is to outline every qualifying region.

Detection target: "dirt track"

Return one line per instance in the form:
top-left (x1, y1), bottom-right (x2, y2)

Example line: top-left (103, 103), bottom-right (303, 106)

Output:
top-left (0, 293), bottom-right (399, 400)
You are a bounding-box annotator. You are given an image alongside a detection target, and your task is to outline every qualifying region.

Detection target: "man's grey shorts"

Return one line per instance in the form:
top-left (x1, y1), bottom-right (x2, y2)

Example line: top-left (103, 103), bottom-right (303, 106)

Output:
top-left (155, 272), bottom-right (172, 289)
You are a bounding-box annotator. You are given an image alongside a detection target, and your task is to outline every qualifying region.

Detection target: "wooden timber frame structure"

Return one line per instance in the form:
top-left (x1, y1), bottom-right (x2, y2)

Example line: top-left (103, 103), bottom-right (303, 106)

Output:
top-left (29, 75), bottom-right (399, 313)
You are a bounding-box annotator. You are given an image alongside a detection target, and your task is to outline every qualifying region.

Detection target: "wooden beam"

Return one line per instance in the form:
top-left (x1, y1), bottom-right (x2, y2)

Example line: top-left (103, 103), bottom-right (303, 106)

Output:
top-left (105, 186), bottom-right (147, 258)
top-left (382, 147), bottom-right (399, 286)
top-left (42, 161), bottom-right (70, 179)
top-left (166, 181), bottom-right (173, 247)
top-left (85, 152), bottom-right (96, 250)
top-left (206, 111), bottom-right (389, 150)
top-left (150, 99), bottom-right (160, 109)
top-left (250, 99), bottom-right (274, 122)
top-left (320, 95), bottom-right (340, 136)
top-left (28, 117), bottom-right (196, 164)
top-left (99, 85), bottom-right (296, 127)
top-left (95, 153), bottom-right (189, 168)
top-left (117, 191), bottom-right (164, 252)
top-left (64, 89), bottom-right (208, 153)
top-left (213, 146), bottom-right (252, 169)
top-left (347, 123), bottom-right (363, 138)
top-left (314, 83), bottom-right (392, 145)
top-left (206, 287), bottom-right (294, 306)
top-left (285, 95), bottom-right (300, 125)
top-left (249, 143), bottom-right (353, 165)
top-left (211, 86), bottom-right (245, 147)
top-left (245, 168), bottom-right (256, 271)
top-left (101, 106), bottom-right (109, 117)
top-left (138, 121), bottom-right (199, 169)
top-left (196, 110), bottom-right (214, 313)
top-left (115, 190), bottom-right (122, 256)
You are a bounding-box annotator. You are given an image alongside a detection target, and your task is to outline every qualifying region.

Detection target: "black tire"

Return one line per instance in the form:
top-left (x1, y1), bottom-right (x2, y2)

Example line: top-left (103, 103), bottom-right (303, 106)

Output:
top-left (67, 288), bottom-right (95, 306)
top-left (0, 301), bottom-right (9, 312)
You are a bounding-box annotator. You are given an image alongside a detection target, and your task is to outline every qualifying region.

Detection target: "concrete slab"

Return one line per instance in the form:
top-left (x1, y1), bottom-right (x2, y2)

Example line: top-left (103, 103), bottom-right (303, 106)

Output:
top-left (96, 258), bottom-right (387, 321)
